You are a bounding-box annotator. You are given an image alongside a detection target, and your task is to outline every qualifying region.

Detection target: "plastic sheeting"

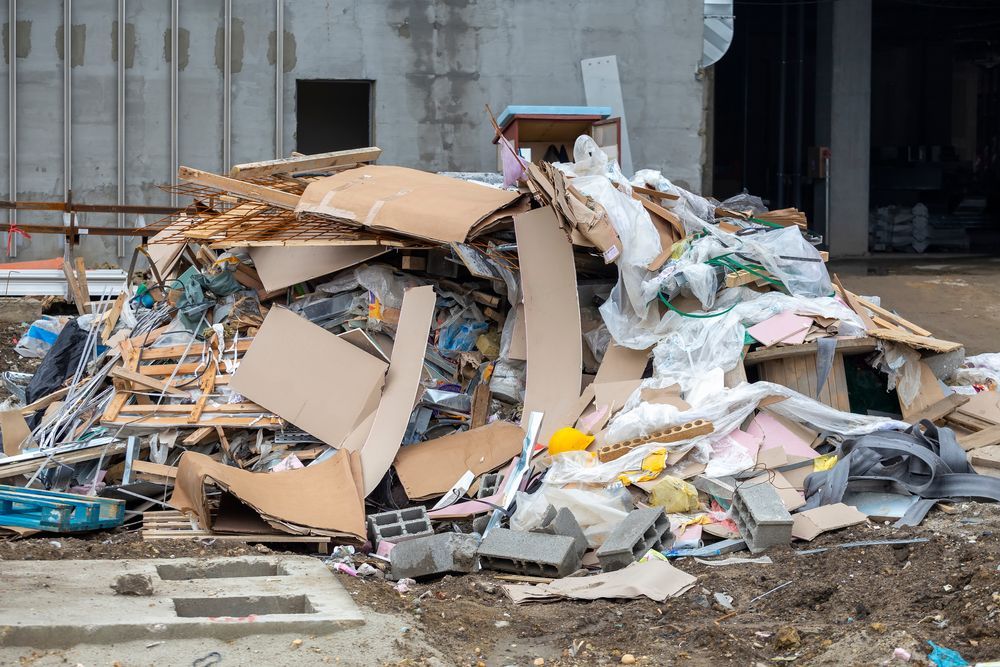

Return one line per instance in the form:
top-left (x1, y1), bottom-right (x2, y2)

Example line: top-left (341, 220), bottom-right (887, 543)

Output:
top-left (509, 484), bottom-right (632, 547)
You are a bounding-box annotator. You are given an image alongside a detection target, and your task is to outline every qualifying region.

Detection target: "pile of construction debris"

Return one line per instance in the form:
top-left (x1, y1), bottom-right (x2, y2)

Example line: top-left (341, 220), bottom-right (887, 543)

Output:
top-left (2, 137), bottom-right (1000, 603)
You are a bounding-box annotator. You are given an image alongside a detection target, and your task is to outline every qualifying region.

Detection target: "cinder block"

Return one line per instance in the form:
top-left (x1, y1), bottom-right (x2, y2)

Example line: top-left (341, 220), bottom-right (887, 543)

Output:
top-left (596, 507), bottom-right (672, 572)
top-left (367, 507), bottom-right (433, 547)
top-left (390, 533), bottom-right (480, 580)
top-left (477, 528), bottom-right (582, 578)
top-left (532, 506), bottom-right (588, 558)
top-left (731, 482), bottom-right (793, 553)
top-left (693, 474), bottom-right (737, 501)
top-left (477, 471), bottom-right (504, 499)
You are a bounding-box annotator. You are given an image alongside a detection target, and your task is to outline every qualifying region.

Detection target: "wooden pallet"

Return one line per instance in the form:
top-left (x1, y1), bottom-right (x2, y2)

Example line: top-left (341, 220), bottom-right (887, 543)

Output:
top-left (141, 510), bottom-right (331, 549)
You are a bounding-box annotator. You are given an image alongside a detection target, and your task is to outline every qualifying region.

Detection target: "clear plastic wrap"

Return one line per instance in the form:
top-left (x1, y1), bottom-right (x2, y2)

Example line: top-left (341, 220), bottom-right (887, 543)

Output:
top-left (583, 324), bottom-right (612, 364)
top-left (509, 483), bottom-right (633, 547)
top-left (949, 352), bottom-right (1000, 388)
top-left (736, 226), bottom-right (832, 298)
top-left (876, 343), bottom-right (922, 406)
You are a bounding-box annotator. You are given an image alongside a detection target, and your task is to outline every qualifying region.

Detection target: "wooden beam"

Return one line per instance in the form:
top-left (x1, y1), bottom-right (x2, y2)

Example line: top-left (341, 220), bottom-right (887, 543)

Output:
top-left (111, 368), bottom-right (192, 398)
top-left (101, 293), bottom-right (127, 343)
top-left (62, 258), bottom-right (89, 315)
top-left (743, 337), bottom-right (878, 366)
top-left (182, 426), bottom-right (217, 446)
top-left (868, 328), bottom-right (962, 354)
top-left (177, 166), bottom-right (301, 210)
top-left (832, 275), bottom-right (876, 331)
top-left (855, 296), bottom-right (933, 337)
top-left (958, 425), bottom-right (1000, 452)
top-left (229, 146), bottom-right (382, 179)
top-left (908, 394), bottom-right (970, 424)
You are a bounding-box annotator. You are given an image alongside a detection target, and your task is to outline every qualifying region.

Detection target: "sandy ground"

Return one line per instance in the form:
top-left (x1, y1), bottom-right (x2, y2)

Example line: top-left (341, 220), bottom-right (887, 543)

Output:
top-left (1, 263), bottom-right (999, 666)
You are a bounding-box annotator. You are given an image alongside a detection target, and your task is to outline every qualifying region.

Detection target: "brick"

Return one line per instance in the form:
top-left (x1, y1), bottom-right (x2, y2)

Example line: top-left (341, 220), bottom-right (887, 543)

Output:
top-left (731, 482), bottom-right (793, 553)
top-left (390, 533), bottom-right (480, 580)
top-left (477, 528), bottom-right (582, 578)
top-left (477, 471), bottom-right (504, 499)
top-left (366, 507), bottom-right (433, 547)
top-left (532, 506), bottom-right (588, 558)
top-left (597, 419), bottom-right (714, 463)
top-left (595, 507), bottom-right (672, 572)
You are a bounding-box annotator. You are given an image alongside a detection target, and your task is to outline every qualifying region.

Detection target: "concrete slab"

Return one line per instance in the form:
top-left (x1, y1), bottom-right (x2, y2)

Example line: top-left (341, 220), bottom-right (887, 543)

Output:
top-left (0, 556), bottom-right (363, 647)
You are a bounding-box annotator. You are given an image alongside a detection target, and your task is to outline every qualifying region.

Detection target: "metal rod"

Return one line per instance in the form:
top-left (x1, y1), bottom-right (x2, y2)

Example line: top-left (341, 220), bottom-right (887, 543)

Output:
top-left (63, 0), bottom-right (72, 207)
top-left (776, 1), bottom-right (788, 208)
top-left (170, 0), bottom-right (179, 206)
top-left (223, 0), bottom-right (232, 172)
top-left (275, 0), bottom-right (284, 159)
top-left (7, 0), bottom-right (17, 258)
top-left (792, 0), bottom-right (805, 210)
top-left (117, 0), bottom-right (126, 257)
top-left (0, 200), bottom-right (180, 214)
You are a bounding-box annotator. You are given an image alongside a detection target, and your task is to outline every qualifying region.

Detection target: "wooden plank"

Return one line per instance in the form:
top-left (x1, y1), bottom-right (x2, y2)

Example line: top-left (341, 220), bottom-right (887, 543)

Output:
top-left (470, 384), bottom-right (491, 429)
top-left (19, 386), bottom-right (72, 416)
top-left (634, 194), bottom-right (685, 238)
top-left (855, 296), bottom-right (932, 337)
top-left (102, 415), bottom-right (283, 428)
top-left (101, 293), bottom-right (127, 343)
top-left (832, 275), bottom-right (876, 331)
top-left (110, 368), bottom-right (192, 398)
top-left (744, 337), bottom-right (878, 365)
top-left (62, 258), bottom-right (89, 315)
top-left (118, 402), bottom-right (267, 414)
top-left (182, 426), bottom-right (216, 445)
top-left (132, 460), bottom-right (178, 479)
top-left (631, 184), bottom-right (680, 201)
top-left (138, 338), bottom-right (252, 360)
top-left (944, 411), bottom-right (995, 432)
top-left (0, 441), bottom-right (129, 480)
top-left (73, 257), bottom-right (91, 308)
top-left (229, 147), bottom-right (382, 179)
top-left (178, 166), bottom-right (301, 210)
top-left (868, 328), bottom-right (962, 353)
top-left (907, 394), bottom-right (970, 424)
top-left (725, 268), bottom-right (772, 289)
top-left (142, 532), bottom-right (331, 543)
top-left (957, 425), bottom-right (1000, 452)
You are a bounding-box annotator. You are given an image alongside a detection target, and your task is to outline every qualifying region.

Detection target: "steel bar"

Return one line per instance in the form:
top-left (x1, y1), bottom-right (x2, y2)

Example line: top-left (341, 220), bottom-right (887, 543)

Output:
top-left (117, 0), bottom-right (127, 257)
top-left (6, 0), bottom-right (17, 257)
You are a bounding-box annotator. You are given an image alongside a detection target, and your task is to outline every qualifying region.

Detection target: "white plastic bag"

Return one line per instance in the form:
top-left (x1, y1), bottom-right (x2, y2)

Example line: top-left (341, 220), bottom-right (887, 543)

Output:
top-left (15, 316), bottom-right (70, 359)
top-left (510, 483), bottom-right (633, 547)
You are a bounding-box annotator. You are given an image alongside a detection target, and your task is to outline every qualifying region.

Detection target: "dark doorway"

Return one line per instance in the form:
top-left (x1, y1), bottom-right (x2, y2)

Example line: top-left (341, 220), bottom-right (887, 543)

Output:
top-left (295, 80), bottom-right (373, 154)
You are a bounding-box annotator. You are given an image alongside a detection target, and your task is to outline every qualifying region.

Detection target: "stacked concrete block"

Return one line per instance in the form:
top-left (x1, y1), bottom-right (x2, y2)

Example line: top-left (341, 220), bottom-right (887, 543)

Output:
top-left (595, 507), bottom-right (672, 572)
top-left (532, 506), bottom-right (588, 559)
top-left (477, 471), bottom-right (504, 499)
top-left (367, 507), bottom-right (433, 547)
top-left (390, 533), bottom-right (481, 580)
top-left (731, 482), bottom-right (793, 553)
top-left (477, 528), bottom-right (582, 578)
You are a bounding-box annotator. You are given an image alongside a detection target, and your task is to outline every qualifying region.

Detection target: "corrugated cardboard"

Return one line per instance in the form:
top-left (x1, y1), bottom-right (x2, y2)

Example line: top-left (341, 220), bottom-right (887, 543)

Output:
top-left (515, 206), bottom-right (582, 444)
top-left (358, 285), bottom-right (436, 495)
top-left (1, 410), bottom-right (34, 456)
top-left (249, 245), bottom-right (388, 292)
top-left (503, 560), bottom-right (696, 603)
top-left (791, 503), bottom-right (867, 541)
top-left (230, 307), bottom-right (388, 448)
top-left (296, 165), bottom-right (520, 244)
top-left (170, 449), bottom-right (366, 542)
top-left (393, 422), bottom-right (525, 501)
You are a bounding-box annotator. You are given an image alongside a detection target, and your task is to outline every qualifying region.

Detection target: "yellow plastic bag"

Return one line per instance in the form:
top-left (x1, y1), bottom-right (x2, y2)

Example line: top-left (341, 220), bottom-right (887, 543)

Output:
top-left (648, 475), bottom-right (700, 513)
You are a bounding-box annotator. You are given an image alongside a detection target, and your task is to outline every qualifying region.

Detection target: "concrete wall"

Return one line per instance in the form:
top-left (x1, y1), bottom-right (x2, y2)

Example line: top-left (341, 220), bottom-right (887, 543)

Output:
top-left (2, 0), bottom-right (707, 265)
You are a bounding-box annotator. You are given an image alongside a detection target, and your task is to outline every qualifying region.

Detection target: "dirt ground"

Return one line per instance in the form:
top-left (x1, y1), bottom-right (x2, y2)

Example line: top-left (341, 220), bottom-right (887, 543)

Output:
top-left (1, 262), bottom-right (1000, 666)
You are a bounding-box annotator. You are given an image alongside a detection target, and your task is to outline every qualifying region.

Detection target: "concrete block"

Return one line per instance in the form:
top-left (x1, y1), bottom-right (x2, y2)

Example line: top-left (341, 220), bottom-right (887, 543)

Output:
top-left (477, 471), bottom-right (504, 498)
top-left (693, 474), bottom-right (736, 502)
top-left (477, 528), bottom-right (582, 578)
top-left (596, 506), bottom-right (672, 572)
top-left (732, 482), bottom-right (793, 553)
top-left (0, 556), bottom-right (362, 647)
top-left (366, 506), bottom-right (433, 546)
top-left (532, 506), bottom-right (588, 558)
top-left (390, 533), bottom-right (480, 580)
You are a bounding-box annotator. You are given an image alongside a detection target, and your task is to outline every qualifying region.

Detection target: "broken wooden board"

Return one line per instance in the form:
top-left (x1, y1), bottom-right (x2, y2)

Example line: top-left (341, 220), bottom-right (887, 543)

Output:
top-left (743, 337), bottom-right (877, 365)
top-left (756, 352), bottom-right (851, 412)
top-left (867, 328), bottom-right (962, 353)
top-left (229, 147), bottom-right (382, 179)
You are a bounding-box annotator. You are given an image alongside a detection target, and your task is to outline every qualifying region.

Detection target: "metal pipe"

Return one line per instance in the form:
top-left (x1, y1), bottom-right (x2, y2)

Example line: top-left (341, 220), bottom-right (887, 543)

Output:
top-left (117, 0), bottom-right (126, 257)
top-left (792, 1), bottom-right (805, 210)
top-left (223, 0), bottom-right (232, 172)
top-left (7, 0), bottom-right (17, 258)
top-left (776, 1), bottom-right (788, 208)
top-left (275, 0), bottom-right (284, 158)
top-left (63, 0), bottom-right (72, 205)
top-left (170, 0), bottom-right (179, 206)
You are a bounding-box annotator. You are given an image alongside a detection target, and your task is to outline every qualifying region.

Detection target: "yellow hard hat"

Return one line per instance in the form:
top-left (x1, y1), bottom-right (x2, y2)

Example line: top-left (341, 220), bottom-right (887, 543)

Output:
top-left (548, 427), bottom-right (595, 455)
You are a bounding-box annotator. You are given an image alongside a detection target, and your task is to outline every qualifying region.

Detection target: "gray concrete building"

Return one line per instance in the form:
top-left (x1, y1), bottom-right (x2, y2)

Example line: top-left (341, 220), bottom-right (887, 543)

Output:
top-left (1, 0), bottom-right (710, 264)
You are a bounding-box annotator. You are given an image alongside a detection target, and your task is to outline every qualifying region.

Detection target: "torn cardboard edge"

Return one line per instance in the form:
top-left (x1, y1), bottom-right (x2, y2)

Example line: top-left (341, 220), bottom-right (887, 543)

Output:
top-left (393, 422), bottom-right (525, 501)
top-left (170, 449), bottom-right (366, 542)
top-left (515, 206), bottom-right (583, 444)
top-left (791, 503), bottom-right (868, 541)
top-left (358, 285), bottom-right (436, 495)
top-left (502, 559), bottom-right (696, 603)
top-left (249, 245), bottom-right (389, 293)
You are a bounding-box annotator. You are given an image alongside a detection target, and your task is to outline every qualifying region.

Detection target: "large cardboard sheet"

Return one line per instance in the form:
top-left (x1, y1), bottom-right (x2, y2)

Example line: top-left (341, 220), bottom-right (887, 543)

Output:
top-left (594, 344), bottom-right (650, 385)
top-left (503, 560), bottom-right (695, 604)
top-left (249, 245), bottom-right (388, 293)
top-left (230, 308), bottom-right (388, 448)
top-left (170, 450), bottom-right (366, 542)
top-left (296, 165), bottom-right (520, 244)
top-left (358, 285), bottom-right (436, 495)
top-left (393, 422), bottom-right (525, 501)
top-left (1, 410), bottom-right (34, 456)
top-left (515, 207), bottom-right (582, 444)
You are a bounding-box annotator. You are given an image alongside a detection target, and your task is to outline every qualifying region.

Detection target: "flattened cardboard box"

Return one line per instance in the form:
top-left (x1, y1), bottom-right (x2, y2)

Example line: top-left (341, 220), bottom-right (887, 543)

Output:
top-left (393, 422), bottom-right (525, 501)
top-left (230, 307), bottom-right (388, 448)
top-left (296, 165), bottom-right (520, 244)
top-left (249, 245), bottom-right (388, 292)
top-left (170, 449), bottom-right (366, 542)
